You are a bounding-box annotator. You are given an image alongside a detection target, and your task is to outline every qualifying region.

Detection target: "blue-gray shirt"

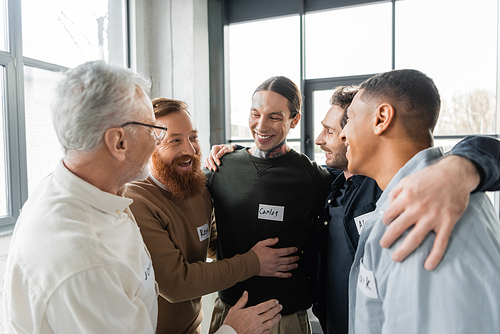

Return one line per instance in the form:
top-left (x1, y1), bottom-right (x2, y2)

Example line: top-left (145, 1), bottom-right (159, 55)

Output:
top-left (348, 147), bottom-right (500, 334)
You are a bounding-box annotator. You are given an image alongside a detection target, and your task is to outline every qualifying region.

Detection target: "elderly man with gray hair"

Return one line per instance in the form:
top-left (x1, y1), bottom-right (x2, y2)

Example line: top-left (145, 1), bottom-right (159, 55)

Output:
top-left (3, 61), bottom-right (282, 334)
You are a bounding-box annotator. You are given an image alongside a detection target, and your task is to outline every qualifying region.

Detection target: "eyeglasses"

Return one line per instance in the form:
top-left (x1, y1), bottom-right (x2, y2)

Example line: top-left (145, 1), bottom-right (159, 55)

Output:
top-left (120, 121), bottom-right (167, 142)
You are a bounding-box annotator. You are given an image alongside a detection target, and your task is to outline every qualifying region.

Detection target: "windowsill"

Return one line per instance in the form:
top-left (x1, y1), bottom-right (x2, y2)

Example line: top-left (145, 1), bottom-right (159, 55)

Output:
top-left (0, 225), bottom-right (13, 239)
top-left (0, 225), bottom-right (13, 256)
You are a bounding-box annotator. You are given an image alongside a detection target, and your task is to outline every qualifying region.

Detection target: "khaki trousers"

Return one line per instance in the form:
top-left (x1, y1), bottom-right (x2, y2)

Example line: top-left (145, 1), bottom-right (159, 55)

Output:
top-left (208, 298), bottom-right (312, 334)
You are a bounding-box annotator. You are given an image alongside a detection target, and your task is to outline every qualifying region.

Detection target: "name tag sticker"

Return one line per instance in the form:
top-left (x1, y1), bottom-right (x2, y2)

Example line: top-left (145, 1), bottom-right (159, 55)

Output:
top-left (258, 204), bottom-right (284, 222)
top-left (354, 211), bottom-right (376, 235)
top-left (142, 260), bottom-right (154, 291)
top-left (358, 260), bottom-right (378, 299)
top-left (197, 224), bottom-right (210, 242)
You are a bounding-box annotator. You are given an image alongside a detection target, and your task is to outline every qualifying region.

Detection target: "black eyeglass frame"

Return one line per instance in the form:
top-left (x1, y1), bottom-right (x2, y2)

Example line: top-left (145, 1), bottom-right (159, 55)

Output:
top-left (120, 121), bottom-right (168, 142)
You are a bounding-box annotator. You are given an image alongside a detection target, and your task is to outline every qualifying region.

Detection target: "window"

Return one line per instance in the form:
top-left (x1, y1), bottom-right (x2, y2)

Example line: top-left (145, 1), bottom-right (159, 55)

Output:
top-left (305, 2), bottom-right (392, 79)
top-left (395, 0), bottom-right (498, 135)
top-left (24, 67), bottom-right (63, 193)
top-left (217, 0), bottom-right (500, 163)
top-left (0, 66), bottom-right (7, 217)
top-left (0, 0), bottom-right (128, 228)
top-left (227, 15), bottom-right (301, 148)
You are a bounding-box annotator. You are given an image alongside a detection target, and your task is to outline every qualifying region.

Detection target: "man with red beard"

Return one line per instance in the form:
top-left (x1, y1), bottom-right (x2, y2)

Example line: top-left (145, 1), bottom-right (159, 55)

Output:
top-left (124, 98), bottom-right (299, 334)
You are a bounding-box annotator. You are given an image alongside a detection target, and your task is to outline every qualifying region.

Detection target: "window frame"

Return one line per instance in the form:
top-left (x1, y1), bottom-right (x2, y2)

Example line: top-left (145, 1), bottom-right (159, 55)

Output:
top-left (0, 0), bottom-right (129, 229)
top-left (210, 0), bottom-right (500, 214)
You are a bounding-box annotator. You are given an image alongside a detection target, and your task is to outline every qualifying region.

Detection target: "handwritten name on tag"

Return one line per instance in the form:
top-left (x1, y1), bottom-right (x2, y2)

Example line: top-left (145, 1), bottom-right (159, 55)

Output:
top-left (142, 260), bottom-right (154, 291)
top-left (197, 224), bottom-right (210, 242)
top-left (358, 260), bottom-right (378, 299)
top-left (354, 211), bottom-right (376, 235)
top-left (258, 204), bottom-right (284, 222)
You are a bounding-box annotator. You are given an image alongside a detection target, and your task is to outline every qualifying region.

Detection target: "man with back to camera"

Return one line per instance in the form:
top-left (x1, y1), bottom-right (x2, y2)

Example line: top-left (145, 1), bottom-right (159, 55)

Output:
top-left (125, 97), bottom-right (298, 334)
top-left (207, 84), bottom-right (500, 334)
top-left (3, 61), bottom-right (285, 334)
top-left (342, 69), bottom-right (500, 333)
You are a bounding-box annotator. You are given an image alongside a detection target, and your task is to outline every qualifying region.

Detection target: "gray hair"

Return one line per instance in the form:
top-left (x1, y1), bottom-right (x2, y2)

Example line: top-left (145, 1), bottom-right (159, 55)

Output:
top-left (51, 61), bottom-right (151, 155)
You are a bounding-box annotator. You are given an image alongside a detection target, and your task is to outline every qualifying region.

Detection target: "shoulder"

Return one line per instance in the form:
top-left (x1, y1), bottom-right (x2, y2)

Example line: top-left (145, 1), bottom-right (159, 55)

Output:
top-left (288, 150), bottom-right (333, 187)
top-left (125, 179), bottom-right (159, 200)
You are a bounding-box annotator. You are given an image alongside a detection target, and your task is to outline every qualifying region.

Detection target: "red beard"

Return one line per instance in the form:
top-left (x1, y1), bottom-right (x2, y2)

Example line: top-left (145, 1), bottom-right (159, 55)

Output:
top-left (151, 151), bottom-right (207, 200)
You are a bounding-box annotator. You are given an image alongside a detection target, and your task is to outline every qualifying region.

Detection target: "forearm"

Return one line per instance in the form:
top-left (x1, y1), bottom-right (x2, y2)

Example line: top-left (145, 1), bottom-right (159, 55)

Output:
top-left (449, 135), bottom-right (500, 192)
top-left (155, 248), bottom-right (260, 302)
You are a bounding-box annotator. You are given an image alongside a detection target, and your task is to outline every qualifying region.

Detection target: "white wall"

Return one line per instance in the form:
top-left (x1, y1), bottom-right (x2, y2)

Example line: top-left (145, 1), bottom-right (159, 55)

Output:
top-left (130, 0), bottom-right (211, 159)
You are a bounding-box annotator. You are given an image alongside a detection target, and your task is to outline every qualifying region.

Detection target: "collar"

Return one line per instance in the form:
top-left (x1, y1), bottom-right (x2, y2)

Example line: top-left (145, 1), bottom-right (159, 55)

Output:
top-left (349, 174), bottom-right (366, 187)
top-left (54, 160), bottom-right (133, 218)
top-left (376, 147), bottom-right (444, 208)
top-left (148, 171), bottom-right (169, 191)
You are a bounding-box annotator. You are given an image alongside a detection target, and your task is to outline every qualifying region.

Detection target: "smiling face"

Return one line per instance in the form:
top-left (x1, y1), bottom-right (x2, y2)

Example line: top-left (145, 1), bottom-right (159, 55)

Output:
top-left (341, 89), bottom-right (377, 176)
top-left (249, 90), bottom-right (299, 152)
top-left (315, 104), bottom-right (348, 170)
top-left (150, 110), bottom-right (207, 199)
top-left (154, 110), bottom-right (201, 172)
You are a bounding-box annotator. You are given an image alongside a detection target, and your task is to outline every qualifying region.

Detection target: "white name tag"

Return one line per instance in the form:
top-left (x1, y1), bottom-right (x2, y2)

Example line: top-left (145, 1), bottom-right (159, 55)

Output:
top-left (354, 211), bottom-right (376, 235)
top-left (142, 260), bottom-right (154, 291)
top-left (197, 224), bottom-right (210, 242)
top-left (258, 204), bottom-right (284, 222)
top-left (358, 260), bottom-right (378, 299)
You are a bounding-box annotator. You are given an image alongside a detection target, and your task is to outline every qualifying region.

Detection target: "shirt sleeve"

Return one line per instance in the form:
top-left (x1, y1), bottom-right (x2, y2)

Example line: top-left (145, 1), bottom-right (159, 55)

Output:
top-left (128, 188), bottom-right (260, 303)
top-left (45, 267), bottom-right (156, 334)
top-left (448, 135), bottom-right (500, 192)
top-left (215, 325), bottom-right (237, 334)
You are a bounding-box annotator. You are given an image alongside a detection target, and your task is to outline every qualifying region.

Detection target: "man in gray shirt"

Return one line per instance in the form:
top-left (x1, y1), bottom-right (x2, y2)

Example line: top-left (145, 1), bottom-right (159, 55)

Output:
top-left (342, 69), bottom-right (500, 333)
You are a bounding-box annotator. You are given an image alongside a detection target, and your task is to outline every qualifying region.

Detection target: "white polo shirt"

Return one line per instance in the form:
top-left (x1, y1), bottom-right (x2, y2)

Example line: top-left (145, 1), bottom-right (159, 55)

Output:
top-left (3, 160), bottom-right (158, 333)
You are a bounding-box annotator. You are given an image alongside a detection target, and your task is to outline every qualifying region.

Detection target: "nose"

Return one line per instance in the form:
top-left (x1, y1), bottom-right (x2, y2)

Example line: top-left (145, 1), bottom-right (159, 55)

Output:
top-left (256, 117), bottom-right (269, 132)
top-left (315, 131), bottom-right (325, 146)
top-left (181, 139), bottom-right (196, 156)
top-left (339, 127), bottom-right (346, 143)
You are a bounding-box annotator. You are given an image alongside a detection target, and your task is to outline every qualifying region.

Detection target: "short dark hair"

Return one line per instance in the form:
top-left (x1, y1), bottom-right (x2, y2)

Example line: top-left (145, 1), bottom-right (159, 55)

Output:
top-left (151, 97), bottom-right (191, 119)
top-left (360, 69), bottom-right (440, 143)
top-left (253, 76), bottom-right (302, 118)
top-left (330, 85), bottom-right (359, 129)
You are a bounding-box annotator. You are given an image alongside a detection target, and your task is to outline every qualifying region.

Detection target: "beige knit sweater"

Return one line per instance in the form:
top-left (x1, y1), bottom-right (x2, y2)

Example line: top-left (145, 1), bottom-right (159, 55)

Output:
top-left (125, 177), bottom-right (260, 334)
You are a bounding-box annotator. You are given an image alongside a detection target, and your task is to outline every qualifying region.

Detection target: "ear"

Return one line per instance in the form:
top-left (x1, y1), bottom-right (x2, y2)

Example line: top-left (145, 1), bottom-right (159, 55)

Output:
top-left (373, 103), bottom-right (394, 136)
top-left (290, 113), bottom-right (301, 128)
top-left (104, 128), bottom-right (128, 162)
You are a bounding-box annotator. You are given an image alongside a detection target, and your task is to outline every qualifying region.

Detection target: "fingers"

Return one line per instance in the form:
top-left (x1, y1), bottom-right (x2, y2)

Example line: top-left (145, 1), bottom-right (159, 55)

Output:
top-left (380, 210), bottom-right (414, 248)
top-left (259, 301), bottom-right (282, 323)
top-left (389, 223), bottom-right (429, 262)
top-left (424, 224), bottom-right (452, 271)
top-left (383, 182), bottom-right (407, 225)
top-left (273, 246), bottom-right (298, 257)
top-left (270, 263), bottom-right (299, 278)
top-left (211, 151), bottom-right (222, 166)
top-left (215, 145), bottom-right (229, 159)
top-left (258, 237), bottom-right (279, 247)
top-left (232, 291), bottom-right (249, 310)
top-left (203, 157), bottom-right (218, 171)
top-left (250, 298), bottom-right (280, 315)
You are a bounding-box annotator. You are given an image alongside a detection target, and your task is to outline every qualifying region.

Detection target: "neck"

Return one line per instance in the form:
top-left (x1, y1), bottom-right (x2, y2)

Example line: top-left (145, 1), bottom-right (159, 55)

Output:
top-left (371, 140), bottom-right (430, 190)
top-left (63, 151), bottom-right (124, 195)
top-left (343, 170), bottom-right (353, 179)
top-left (250, 140), bottom-right (289, 159)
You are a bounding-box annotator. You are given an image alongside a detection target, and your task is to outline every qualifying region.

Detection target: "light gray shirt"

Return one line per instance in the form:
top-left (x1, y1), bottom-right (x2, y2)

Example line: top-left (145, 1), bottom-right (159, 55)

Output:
top-left (349, 147), bottom-right (500, 334)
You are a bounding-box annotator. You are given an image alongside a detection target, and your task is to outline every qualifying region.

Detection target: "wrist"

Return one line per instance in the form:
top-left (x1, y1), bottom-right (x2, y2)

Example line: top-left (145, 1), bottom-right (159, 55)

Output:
top-left (443, 155), bottom-right (480, 192)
